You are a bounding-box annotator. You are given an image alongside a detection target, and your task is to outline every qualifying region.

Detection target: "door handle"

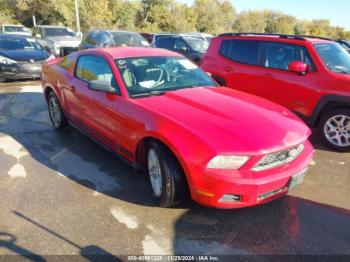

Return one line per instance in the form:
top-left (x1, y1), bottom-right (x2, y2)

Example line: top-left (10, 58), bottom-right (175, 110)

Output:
top-left (265, 73), bottom-right (274, 78)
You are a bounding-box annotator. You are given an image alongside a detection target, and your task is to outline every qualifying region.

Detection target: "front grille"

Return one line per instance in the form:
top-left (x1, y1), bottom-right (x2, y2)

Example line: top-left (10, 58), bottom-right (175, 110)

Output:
top-left (17, 60), bottom-right (45, 72)
top-left (252, 144), bottom-right (304, 171)
top-left (18, 60), bottom-right (45, 67)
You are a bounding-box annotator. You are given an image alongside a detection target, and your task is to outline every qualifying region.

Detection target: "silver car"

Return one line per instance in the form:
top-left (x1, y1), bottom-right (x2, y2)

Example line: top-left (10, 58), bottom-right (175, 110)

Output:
top-left (32, 25), bottom-right (81, 57)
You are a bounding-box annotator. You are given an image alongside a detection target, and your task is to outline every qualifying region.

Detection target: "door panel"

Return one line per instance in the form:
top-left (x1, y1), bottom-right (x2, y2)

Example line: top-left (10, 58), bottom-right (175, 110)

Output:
top-left (70, 54), bottom-right (129, 156)
top-left (218, 39), bottom-right (265, 94)
top-left (260, 42), bottom-right (320, 116)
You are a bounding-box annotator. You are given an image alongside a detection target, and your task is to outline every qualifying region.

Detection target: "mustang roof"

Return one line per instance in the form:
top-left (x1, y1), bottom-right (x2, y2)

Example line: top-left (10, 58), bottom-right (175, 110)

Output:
top-left (90, 47), bottom-right (182, 59)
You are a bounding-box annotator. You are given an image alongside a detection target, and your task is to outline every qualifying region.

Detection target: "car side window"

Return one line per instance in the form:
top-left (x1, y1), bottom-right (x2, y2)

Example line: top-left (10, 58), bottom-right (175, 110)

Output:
top-left (75, 55), bottom-right (120, 93)
top-left (174, 39), bottom-right (188, 51)
top-left (220, 40), bottom-right (261, 66)
top-left (264, 42), bottom-right (315, 71)
top-left (156, 37), bottom-right (174, 49)
top-left (100, 32), bottom-right (112, 47)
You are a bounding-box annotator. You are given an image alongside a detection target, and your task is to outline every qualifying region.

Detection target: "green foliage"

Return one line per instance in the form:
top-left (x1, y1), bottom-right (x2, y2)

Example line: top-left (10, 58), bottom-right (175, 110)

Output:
top-left (232, 10), bottom-right (266, 33)
top-left (194, 0), bottom-right (236, 34)
top-left (232, 10), bottom-right (350, 39)
top-left (0, 0), bottom-right (348, 39)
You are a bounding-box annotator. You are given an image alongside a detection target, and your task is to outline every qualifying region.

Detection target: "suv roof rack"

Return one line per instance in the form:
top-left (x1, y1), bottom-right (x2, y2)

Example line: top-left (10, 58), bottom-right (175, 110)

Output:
top-left (218, 32), bottom-right (306, 41)
top-left (218, 32), bottom-right (336, 42)
top-left (299, 35), bottom-right (334, 41)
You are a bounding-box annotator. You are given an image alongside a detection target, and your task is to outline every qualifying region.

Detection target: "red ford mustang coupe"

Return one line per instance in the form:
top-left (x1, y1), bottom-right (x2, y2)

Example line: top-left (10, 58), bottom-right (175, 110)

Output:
top-left (41, 47), bottom-right (314, 209)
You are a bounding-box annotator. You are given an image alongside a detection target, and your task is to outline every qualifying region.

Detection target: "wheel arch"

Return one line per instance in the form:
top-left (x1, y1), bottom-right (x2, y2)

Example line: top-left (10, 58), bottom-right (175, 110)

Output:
top-left (135, 135), bottom-right (193, 190)
top-left (43, 84), bottom-right (54, 101)
top-left (310, 94), bottom-right (350, 125)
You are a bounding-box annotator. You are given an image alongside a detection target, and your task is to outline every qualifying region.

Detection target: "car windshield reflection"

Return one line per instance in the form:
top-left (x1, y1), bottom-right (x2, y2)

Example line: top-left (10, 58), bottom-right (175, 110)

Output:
top-left (115, 56), bottom-right (217, 97)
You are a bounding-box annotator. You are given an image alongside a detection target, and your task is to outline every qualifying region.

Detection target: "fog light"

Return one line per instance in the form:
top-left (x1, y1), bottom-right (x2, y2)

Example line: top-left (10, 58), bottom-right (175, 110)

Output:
top-left (218, 194), bottom-right (241, 203)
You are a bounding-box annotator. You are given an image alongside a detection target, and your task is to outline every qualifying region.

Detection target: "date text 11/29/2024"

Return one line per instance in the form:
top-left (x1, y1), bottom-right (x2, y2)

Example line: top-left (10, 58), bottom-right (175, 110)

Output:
top-left (127, 255), bottom-right (219, 261)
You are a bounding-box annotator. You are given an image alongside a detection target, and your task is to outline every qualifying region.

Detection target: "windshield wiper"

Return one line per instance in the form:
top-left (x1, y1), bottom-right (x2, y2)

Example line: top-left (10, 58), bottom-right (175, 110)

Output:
top-left (131, 90), bottom-right (166, 98)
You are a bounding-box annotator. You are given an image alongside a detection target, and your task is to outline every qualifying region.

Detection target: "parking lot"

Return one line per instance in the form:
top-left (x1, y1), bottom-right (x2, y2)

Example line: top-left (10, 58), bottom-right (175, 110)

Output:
top-left (0, 81), bottom-right (349, 258)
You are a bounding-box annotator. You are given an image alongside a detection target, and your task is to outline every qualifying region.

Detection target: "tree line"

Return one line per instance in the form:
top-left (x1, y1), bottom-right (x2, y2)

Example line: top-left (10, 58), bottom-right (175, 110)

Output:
top-left (0, 0), bottom-right (349, 39)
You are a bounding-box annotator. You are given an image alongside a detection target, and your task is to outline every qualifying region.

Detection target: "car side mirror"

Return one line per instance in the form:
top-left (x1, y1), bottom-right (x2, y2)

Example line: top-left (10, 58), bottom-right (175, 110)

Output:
top-left (289, 61), bottom-right (308, 75)
top-left (88, 80), bottom-right (115, 93)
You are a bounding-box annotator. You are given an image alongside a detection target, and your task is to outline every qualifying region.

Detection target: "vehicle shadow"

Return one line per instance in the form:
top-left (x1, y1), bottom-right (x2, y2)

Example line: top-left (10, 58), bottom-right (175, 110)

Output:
top-left (0, 91), bottom-right (157, 207)
top-left (173, 196), bottom-right (350, 255)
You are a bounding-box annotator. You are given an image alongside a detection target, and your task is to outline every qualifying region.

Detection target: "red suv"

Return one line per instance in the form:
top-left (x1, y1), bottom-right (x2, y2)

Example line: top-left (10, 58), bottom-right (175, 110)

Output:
top-left (201, 33), bottom-right (350, 151)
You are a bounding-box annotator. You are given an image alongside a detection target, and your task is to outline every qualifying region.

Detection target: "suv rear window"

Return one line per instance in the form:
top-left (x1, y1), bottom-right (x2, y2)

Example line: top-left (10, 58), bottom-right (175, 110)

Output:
top-left (220, 40), bottom-right (260, 66)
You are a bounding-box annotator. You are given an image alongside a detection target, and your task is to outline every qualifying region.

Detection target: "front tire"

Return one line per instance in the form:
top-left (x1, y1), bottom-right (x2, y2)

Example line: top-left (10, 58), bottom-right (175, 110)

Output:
top-left (319, 108), bottom-right (350, 151)
top-left (47, 91), bottom-right (68, 131)
top-left (147, 142), bottom-right (188, 207)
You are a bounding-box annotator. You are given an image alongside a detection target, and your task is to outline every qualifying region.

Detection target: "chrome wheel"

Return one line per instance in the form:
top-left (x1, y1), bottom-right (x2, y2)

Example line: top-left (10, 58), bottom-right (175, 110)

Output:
top-left (49, 94), bottom-right (62, 128)
top-left (324, 115), bottom-right (350, 147)
top-left (148, 148), bottom-right (162, 197)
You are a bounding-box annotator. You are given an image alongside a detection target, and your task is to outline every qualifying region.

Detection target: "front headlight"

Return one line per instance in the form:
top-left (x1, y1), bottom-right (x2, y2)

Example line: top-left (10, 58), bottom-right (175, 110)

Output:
top-left (207, 155), bottom-right (250, 170)
top-left (0, 55), bottom-right (17, 65)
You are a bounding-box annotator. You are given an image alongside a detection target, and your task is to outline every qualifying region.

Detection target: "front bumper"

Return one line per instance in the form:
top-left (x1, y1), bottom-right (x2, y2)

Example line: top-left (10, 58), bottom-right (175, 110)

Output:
top-left (0, 62), bottom-right (43, 80)
top-left (190, 140), bottom-right (314, 209)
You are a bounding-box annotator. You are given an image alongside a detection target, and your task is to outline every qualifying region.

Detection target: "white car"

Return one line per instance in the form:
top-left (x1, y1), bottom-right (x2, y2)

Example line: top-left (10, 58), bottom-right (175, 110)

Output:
top-left (186, 32), bottom-right (214, 43)
top-left (32, 25), bottom-right (81, 57)
top-left (0, 24), bottom-right (31, 36)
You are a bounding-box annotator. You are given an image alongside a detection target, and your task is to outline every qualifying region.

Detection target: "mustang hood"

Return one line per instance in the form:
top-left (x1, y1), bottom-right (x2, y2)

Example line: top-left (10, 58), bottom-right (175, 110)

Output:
top-left (136, 87), bottom-right (311, 155)
top-left (0, 49), bottom-right (49, 61)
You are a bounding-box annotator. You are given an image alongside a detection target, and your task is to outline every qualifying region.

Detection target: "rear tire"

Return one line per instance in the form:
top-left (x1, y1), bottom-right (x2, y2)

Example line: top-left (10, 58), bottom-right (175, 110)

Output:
top-left (319, 108), bottom-right (350, 151)
top-left (146, 141), bottom-right (188, 207)
top-left (47, 91), bottom-right (68, 131)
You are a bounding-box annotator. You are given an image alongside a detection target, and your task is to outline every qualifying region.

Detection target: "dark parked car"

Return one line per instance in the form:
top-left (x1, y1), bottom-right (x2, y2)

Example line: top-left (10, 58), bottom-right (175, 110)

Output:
top-left (79, 30), bottom-right (150, 49)
top-left (0, 34), bottom-right (52, 82)
top-left (152, 35), bottom-right (208, 64)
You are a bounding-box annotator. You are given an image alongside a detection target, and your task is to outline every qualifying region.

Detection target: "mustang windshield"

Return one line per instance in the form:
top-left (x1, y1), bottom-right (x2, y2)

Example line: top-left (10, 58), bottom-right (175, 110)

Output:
top-left (115, 56), bottom-right (217, 97)
top-left (315, 43), bottom-right (350, 74)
